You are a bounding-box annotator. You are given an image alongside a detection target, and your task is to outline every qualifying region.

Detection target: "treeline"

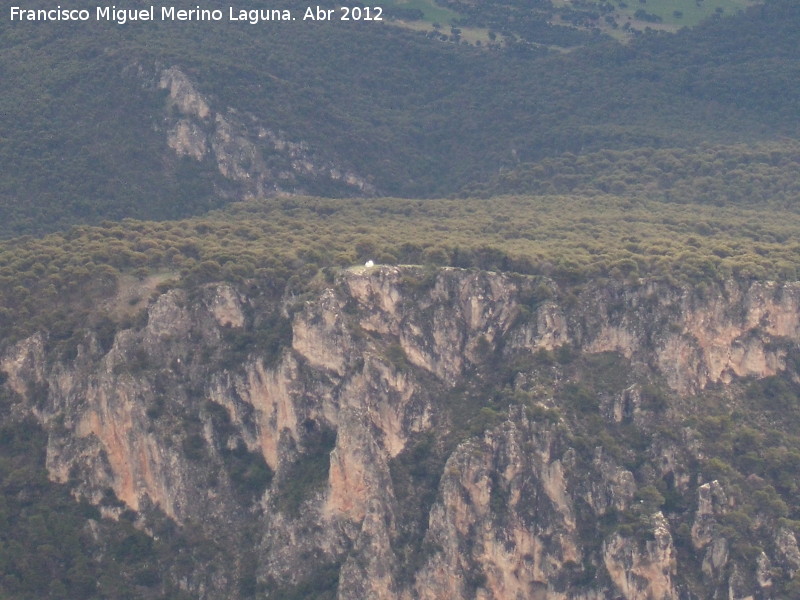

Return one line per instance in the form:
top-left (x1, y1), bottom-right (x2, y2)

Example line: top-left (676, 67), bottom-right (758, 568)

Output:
top-left (2, 191), bottom-right (800, 346)
top-left (463, 141), bottom-right (800, 206)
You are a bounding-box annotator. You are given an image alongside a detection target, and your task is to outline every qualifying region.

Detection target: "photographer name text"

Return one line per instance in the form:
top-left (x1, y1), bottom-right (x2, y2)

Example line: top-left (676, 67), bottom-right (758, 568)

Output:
top-left (8, 5), bottom-right (384, 24)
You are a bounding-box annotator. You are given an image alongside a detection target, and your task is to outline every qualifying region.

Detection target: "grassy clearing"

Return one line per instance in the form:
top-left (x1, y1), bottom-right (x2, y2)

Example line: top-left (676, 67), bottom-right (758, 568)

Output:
top-left (603, 0), bottom-right (757, 33)
top-left (386, 0), bottom-right (761, 46)
top-left (382, 0), bottom-right (495, 43)
top-left (549, 0), bottom-right (759, 38)
top-left (383, 0), bottom-right (462, 26)
top-left (624, 0), bottom-right (756, 27)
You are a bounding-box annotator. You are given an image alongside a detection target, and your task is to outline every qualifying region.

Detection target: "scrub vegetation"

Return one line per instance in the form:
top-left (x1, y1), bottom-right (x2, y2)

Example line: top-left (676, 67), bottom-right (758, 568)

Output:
top-left (2, 186), bottom-right (800, 345)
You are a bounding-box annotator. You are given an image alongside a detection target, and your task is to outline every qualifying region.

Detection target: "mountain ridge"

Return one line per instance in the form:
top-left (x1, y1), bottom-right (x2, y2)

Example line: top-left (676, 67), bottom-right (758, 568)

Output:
top-left (3, 0), bottom-right (800, 236)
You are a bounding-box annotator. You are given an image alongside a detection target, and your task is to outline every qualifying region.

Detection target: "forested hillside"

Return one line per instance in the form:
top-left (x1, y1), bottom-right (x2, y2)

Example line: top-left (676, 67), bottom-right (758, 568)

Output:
top-left (2, 0), bottom-right (800, 236)
top-left (463, 141), bottom-right (800, 204)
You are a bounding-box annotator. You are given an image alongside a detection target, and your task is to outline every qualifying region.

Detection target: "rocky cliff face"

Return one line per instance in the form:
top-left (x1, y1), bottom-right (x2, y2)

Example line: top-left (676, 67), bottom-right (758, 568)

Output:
top-left (152, 66), bottom-right (375, 199)
top-left (3, 267), bottom-right (800, 599)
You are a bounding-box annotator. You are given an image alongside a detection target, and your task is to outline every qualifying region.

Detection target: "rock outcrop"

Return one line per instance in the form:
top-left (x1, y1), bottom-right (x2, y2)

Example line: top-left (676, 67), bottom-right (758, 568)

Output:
top-left (158, 66), bottom-right (376, 199)
top-left (3, 266), bottom-right (800, 599)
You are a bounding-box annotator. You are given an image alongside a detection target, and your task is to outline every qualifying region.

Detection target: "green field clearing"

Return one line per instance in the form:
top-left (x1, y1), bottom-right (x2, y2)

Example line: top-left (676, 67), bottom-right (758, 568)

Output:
top-left (622, 0), bottom-right (756, 27)
top-left (382, 0), bottom-right (495, 44)
top-left (384, 0), bottom-right (760, 45)
top-left (383, 0), bottom-right (462, 26)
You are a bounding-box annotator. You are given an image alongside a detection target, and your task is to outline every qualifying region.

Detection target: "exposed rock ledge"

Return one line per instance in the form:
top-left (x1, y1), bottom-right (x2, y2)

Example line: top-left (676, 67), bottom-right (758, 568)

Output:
top-left (2, 267), bottom-right (799, 599)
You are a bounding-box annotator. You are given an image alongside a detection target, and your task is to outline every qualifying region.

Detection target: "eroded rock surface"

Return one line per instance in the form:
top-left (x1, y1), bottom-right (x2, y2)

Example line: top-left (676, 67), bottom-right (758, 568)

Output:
top-left (158, 66), bottom-right (375, 199)
top-left (3, 267), bottom-right (800, 599)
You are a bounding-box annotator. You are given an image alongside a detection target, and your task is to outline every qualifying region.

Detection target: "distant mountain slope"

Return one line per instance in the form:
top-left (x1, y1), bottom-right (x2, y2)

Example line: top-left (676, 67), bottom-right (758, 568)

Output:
top-left (462, 141), bottom-right (800, 205)
top-left (2, 0), bottom-right (800, 236)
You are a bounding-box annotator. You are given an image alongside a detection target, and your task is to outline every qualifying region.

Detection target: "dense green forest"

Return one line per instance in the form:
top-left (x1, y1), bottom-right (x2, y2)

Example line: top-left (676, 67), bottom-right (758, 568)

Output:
top-left (2, 188), bottom-right (800, 345)
top-left (463, 141), bottom-right (800, 205)
top-left (2, 0), bottom-right (800, 236)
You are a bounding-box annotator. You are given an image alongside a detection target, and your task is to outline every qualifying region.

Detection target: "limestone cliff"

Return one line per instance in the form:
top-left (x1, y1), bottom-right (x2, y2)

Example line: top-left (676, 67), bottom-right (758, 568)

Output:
top-left (155, 66), bottom-right (376, 199)
top-left (3, 266), bottom-right (800, 599)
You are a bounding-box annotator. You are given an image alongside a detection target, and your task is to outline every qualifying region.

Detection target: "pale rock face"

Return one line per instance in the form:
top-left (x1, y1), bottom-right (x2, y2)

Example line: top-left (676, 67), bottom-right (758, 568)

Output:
top-left (728, 565), bottom-right (756, 600)
top-left (587, 447), bottom-right (637, 514)
top-left (337, 497), bottom-right (398, 600)
top-left (509, 300), bottom-right (570, 351)
top-left (702, 537), bottom-right (729, 581)
top-left (690, 480), bottom-right (738, 591)
top-left (677, 282), bottom-right (798, 390)
top-left (412, 418), bottom-right (581, 600)
top-left (210, 113), bottom-right (267, 187)
top-left (156, 65), bottom-right (375, 198)
top-left (2, 332), bottom-right (46, 400)
top-left (159, 66), bottom-right (211, 119)
top-left (585, 326), bottom-right (638, 359)
top-left (651, 438), bottom-right (695, 492)
top-left (326, 409), bottom-right (388, 522)
top-left (206, 284), bottom-right (245, 328)
top-left (167, 119), bottom-right (208, 159)
top-left (756, 552), bottom-right (772, 590)
top-left (292, 289), bottom-right (350, 376)
top-left (345, 267), bottom-right (521, 384)
top-left (607, 384), bottom-right (642, 424)
top-left (212, 357), bottom-right (301, 470)
top-left (603, 512), bottom-right (678, 600)
top-left (776, 528), bottom-right (800, 578)
top-left (574, 282), bottom-right (800, 394)
top-left (340, 357), bottom-right (426, 458)
top-left (3, 268), bottom-right (800, 599)
top-left (534, 302), bottom-right (571, 350)
top-left (692, 480), bottom-right (729, 550)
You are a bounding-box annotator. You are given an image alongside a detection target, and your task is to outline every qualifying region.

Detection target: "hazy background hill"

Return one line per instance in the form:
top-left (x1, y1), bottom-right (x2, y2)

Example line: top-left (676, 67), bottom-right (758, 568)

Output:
top-left (2, 0), bottom-right (800, 236)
